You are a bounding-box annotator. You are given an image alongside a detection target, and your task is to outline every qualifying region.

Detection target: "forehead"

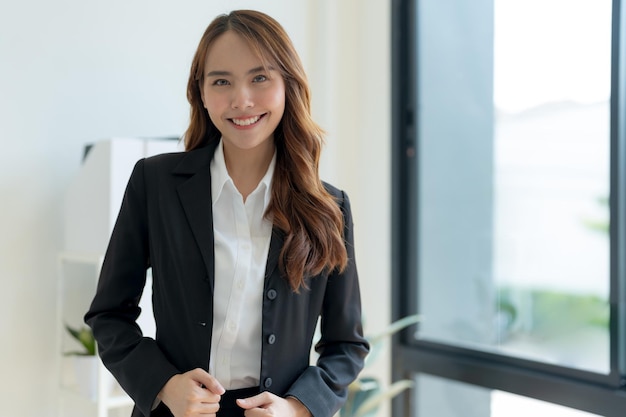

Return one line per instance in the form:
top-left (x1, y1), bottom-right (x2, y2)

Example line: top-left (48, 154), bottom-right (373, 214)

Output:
top-left (204, 31), bottom-right (271, 71)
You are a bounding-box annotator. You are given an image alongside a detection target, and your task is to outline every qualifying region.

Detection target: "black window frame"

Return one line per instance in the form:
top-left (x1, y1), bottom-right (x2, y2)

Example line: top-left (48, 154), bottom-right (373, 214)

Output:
top-left (391, 0), bottom-right (626, 415)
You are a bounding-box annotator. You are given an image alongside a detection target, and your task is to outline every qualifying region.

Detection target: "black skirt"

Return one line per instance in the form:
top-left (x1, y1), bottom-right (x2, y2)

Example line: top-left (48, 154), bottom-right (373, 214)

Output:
top-left (217, 386), bottom-right (260, 417)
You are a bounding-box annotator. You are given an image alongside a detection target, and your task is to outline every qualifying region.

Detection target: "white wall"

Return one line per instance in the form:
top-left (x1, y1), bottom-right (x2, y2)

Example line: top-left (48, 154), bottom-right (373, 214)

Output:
top-left (0, 0), bottom-right (390, 415)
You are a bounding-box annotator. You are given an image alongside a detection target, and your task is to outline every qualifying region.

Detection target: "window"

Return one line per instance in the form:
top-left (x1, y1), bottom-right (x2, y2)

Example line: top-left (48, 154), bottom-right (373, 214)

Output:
top-left (391, 0), bottom-right (626, 415)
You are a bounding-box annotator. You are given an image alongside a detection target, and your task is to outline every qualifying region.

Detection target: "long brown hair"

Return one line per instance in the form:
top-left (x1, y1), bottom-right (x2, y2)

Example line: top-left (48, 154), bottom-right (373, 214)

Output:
top-left (184, 10), bottom-right (347, 291)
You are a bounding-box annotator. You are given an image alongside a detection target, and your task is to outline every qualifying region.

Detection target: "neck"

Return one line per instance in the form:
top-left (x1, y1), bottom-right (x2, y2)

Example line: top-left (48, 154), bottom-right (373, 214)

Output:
top-left (223, 141), bottom-right (275, 200)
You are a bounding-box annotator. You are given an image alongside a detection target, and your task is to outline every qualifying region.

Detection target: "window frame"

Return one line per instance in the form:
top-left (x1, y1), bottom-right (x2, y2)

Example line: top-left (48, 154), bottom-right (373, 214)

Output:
top-left (390, 0), bottom-right (626, 415)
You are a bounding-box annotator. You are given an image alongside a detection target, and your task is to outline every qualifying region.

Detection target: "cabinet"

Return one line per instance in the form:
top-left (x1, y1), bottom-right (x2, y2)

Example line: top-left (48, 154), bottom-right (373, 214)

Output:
top-left (56, 251), bottom-right (155, 417)
top-left (56, 252), bottom-right (128, 417)
top-left (58, 138), bottom-right (177, 416)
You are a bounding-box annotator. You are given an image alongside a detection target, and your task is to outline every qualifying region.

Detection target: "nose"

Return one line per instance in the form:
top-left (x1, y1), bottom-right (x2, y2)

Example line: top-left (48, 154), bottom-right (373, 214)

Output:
top-left (231, 85), bottom-right (253, 109)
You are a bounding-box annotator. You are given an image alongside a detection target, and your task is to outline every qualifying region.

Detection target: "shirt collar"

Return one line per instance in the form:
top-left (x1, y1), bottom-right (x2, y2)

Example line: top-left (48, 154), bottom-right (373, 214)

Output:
top-left (210, 139), bottom-right (276, 208)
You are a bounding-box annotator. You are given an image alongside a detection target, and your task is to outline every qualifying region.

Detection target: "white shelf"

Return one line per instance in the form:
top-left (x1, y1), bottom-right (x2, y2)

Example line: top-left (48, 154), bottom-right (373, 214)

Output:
top-left (56, 252), bottom-right (136, 417)
top-left (58, 138), bottom-right (176, 417)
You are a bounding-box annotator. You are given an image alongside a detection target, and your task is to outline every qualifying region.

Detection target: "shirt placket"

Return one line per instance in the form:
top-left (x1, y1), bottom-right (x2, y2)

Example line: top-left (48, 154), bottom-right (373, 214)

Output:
top-left (216, 193), bottom-right (252, 386)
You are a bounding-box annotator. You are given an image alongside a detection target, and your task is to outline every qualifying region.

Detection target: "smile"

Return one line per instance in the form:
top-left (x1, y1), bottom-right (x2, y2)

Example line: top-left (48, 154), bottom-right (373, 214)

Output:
top-left (230, 114), bottom-right (265, 126)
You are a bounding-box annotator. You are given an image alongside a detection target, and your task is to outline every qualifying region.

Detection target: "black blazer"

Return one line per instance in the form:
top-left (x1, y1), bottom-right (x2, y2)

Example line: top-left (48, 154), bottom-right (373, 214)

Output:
top-left (84, 140), bottom-right (369, 417)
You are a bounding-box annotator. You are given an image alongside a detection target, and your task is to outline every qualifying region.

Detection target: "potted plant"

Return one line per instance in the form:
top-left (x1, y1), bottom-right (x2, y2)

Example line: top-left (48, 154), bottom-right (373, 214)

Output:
top-left (340, 314), bottom-right (422, 417)
top-left (64, 324), bottom-right (100, 399)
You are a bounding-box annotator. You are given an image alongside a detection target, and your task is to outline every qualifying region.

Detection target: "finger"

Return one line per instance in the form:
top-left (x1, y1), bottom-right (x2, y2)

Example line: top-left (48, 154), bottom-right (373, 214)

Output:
top-left (199, 401), bottom-right (220, 414)
top-left (191, 368), bottom-right (225, 395)
top-left (185, 401), bottom-right (220, 416)
top-left (199, 389), bottom-right (222, 404)
top-left (237, 392), bottom-right (272, 410)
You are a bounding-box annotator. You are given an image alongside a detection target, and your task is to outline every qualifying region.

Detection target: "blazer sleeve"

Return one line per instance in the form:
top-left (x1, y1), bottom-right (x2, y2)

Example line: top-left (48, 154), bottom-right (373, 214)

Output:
top-left (84, 159), bottom-right (179, 416)
top-left (285, 190), bottom-right (370, 417)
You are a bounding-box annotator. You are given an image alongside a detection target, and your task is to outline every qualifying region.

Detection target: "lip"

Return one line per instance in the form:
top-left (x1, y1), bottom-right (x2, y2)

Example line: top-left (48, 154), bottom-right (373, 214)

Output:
top-left (229, 113), bottom-right (267, 129)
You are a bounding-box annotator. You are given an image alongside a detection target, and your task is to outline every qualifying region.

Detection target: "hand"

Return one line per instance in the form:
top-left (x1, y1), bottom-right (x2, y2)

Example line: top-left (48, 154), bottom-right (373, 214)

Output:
top-left (157, 368), bottom-right (225, 417)
top-left (236, 392), bottom-right (312, 417)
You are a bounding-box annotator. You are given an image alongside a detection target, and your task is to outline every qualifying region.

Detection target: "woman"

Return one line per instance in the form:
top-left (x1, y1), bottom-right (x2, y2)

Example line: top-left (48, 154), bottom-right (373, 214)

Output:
top-left (85, 9), bottom-right (369, 417)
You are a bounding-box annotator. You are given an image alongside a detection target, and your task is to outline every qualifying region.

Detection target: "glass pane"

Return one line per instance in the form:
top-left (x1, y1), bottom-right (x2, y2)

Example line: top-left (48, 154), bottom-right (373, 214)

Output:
top-left (414, 0), bottom-right (611, 373)
top-left (414, 374), bottom-right (601, 417)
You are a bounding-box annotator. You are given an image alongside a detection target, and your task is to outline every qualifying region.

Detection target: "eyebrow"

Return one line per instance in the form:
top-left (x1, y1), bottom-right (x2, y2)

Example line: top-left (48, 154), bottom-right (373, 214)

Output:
top-left (206, 66), bottom-right (271, 78)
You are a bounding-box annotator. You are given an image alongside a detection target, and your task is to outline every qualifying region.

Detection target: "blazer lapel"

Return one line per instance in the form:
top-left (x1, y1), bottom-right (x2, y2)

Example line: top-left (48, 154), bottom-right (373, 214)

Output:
top-left (172, 140), bottom-right (286, 293)
top-left (174, 142), bottom-right (219, 292)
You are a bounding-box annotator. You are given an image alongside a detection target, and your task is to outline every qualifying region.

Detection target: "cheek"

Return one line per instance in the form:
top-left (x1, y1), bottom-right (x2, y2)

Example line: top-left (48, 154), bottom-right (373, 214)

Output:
top-left (201, 83), bottom-right (224, 111)
top-left (267, 87), bottom-right (286, 114)
top-left (205, 104), bottom-right (226, 131)
top-left (203, 95), bottom-right (226, 119)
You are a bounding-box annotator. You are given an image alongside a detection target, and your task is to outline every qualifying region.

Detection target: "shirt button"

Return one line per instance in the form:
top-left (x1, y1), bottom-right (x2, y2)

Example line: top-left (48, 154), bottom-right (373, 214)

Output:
top-left (227, 321), bottom-right (236, 332)
top-left (266, 289), bottom-right (277, 300)
top-left (264, 378), bottom-right (273, 388)
top-left (237, 280), bottom-right (244, 290)
top-left (268, 334), bottom-right (276, 344)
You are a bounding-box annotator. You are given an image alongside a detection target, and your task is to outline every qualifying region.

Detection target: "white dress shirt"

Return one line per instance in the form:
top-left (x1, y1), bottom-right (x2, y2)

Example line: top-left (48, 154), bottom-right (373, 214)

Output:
top-left (208, 139), bottom-right (275, 390)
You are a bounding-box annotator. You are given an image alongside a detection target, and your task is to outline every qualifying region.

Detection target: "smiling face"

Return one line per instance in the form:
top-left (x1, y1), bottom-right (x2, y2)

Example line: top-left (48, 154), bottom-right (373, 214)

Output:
top-left (200, 31), bottom-right (286, 158)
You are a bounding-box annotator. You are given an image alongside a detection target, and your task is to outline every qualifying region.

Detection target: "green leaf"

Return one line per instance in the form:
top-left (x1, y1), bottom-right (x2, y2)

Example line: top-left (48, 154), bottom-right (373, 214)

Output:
top-left (367, 314), bottom-right (422, 346)
top-left (79, 328), bottom-right (96, 356)
top-left (354, 379), bottom-right (414, 417)
top-left (341, 315), bottom-right (422, 416)
top-left (343, 377), bottom-right (381, 417)
top-left (364, 314), bottom-right (422, 366)
top-left (65, 324), bottom-right (81, 341)
top-left (63, 351), bottom-right (93, 356)
top-left (64, 324), bottom-right (96, 356)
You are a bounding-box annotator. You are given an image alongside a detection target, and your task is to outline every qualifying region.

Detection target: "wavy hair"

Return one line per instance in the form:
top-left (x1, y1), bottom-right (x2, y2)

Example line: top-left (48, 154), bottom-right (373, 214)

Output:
top-left (184, 10), bottom-right (347, 291)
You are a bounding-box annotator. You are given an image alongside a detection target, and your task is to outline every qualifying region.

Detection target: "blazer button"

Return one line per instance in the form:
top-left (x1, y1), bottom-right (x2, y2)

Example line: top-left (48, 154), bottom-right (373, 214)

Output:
top-left (267, 334), bottom-right (276, 344)
top-left (266, 289), bottom-right (277, 300)
top-left (264, 378), bottom-right (273, 388)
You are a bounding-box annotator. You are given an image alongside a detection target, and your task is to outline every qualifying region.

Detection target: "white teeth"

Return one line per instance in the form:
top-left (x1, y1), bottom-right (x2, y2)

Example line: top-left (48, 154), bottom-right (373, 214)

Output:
top-left (232, 115), bottom-right (261, 126)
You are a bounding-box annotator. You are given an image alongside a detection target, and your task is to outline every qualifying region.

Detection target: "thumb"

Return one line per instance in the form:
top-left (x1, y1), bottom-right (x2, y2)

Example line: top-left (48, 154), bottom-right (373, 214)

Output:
top-left (236, 393), bottom-right (267, 410)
